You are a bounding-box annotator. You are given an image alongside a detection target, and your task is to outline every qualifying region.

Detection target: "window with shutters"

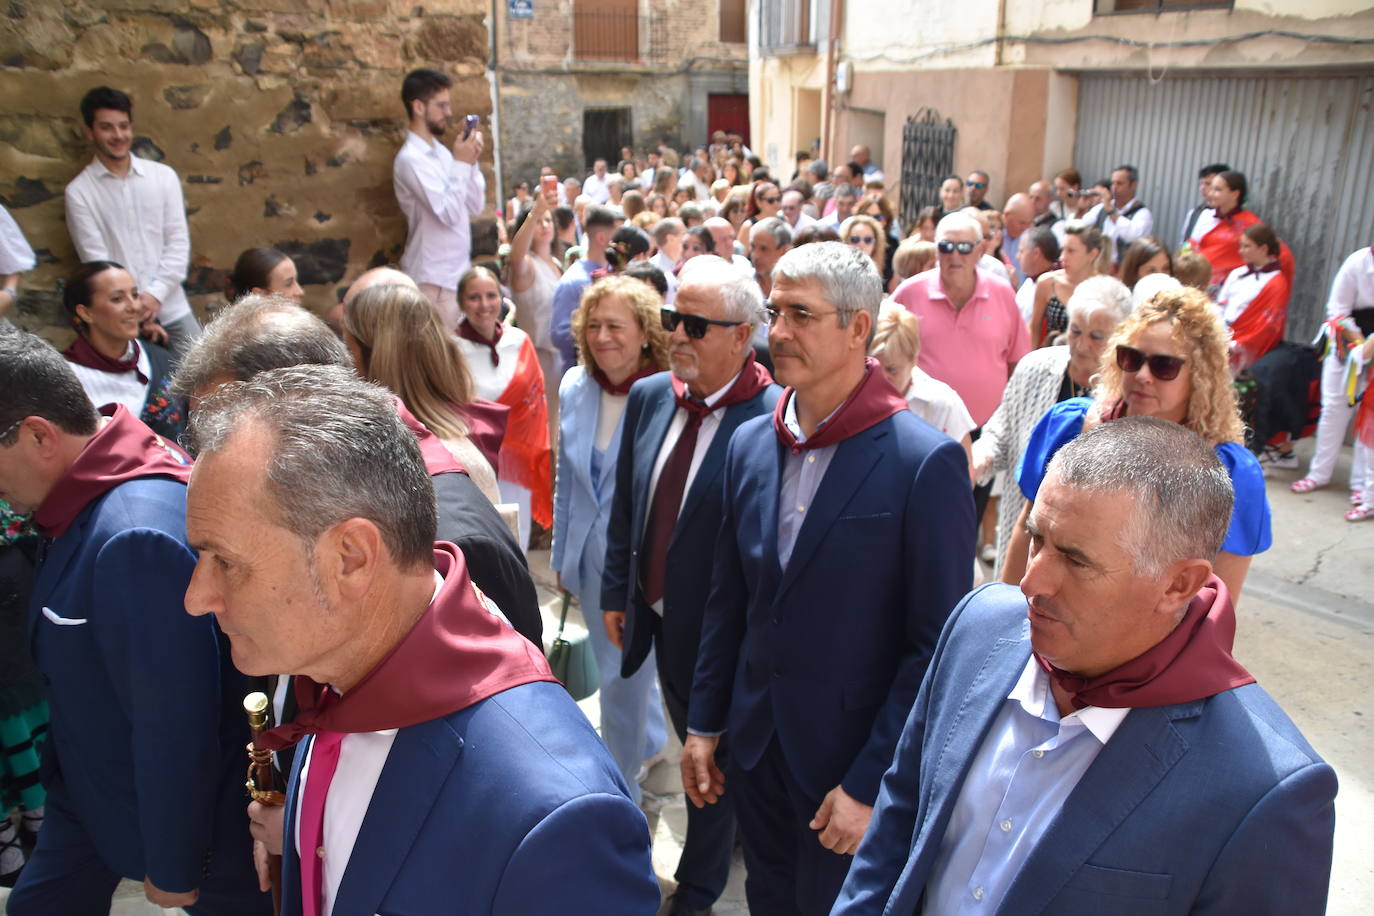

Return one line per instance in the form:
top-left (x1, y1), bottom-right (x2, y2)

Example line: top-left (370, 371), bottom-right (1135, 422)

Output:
top-left (758, 0), bottom-right (828, 56)
top-left (574, 0), bottom-right (639, 61)
top-left (720, 0), bottom-right (747, 44)
top-left (1095, 0), bottom-right (1231, 13)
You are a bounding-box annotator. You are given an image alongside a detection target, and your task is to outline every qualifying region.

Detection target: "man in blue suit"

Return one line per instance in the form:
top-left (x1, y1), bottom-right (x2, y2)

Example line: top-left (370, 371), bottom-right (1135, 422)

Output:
top-left (184, 365), bottom-right (659, 916)
top-left (683, 242), bottom-right (976, 914)
top-left (0, 331), bottom-right (267, 914)
top-left (835, 418), bottom-right (1337, 915)
top-left (603, 254), bottom-right (779, 915)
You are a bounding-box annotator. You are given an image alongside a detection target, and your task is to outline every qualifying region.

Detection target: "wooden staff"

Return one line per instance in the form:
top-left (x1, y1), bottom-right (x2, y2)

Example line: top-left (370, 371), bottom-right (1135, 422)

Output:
top-left (244, 691), bottom-right (285, 916)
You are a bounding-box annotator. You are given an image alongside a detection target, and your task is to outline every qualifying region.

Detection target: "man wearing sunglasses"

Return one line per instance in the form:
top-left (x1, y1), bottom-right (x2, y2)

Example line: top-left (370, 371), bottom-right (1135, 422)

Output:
top-left (602, 255), bottom-right (779, 916)
top-left (965, 170), bottom-right (993, 210)
top-left (682, 242), bottom-right (975, 915)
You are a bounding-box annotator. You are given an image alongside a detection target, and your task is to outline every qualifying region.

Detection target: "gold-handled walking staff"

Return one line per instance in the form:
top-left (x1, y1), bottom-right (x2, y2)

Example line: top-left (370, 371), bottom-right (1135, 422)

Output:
top-left (245, 691), bottom-right (285, 915)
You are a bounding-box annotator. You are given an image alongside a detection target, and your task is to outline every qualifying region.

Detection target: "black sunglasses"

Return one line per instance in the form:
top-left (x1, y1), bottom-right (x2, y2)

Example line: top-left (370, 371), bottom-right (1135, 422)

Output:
top-left (1116, 345), bottom-right (1186, 381)
top-left (847, 235), bottom-right (876, 245)
top-left (937, 240), bottom-right (977, 255)
top-left (661, 308), bottom-right (743, 340)
top-left (966, 180), bottom-right (987, 190)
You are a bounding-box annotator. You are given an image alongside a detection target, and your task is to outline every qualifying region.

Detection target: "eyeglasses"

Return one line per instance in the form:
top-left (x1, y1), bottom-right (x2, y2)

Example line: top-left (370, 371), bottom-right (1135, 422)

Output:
top-left (1115, 345), bottom-right (1186, 381)
top-left (660, 308), bottom-right (744, 339)
top-left (847, 235), bottom-right (876, 245)
top-left (759, 305), bottom-right (842, 329)
top-left (966, 181), bottom-right (987, 190)
top-left (936, 240), bottom-right (977, 255)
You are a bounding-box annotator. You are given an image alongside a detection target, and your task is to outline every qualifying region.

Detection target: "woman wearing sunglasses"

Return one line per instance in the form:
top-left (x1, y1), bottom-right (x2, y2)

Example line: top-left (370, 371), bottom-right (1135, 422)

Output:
top-left (736, 181), bottom-right (782, 246)
top-left (839, 213), bottom-right (888, 280)
top-left (553, 275), bottom-right (670, 806)
top-left (1001, 287), bottom-right (1271, 601)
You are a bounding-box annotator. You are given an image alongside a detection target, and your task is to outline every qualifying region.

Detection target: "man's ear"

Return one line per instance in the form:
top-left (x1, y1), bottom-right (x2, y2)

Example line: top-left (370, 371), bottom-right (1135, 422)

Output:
top-left (848, 307), bottom-right (873, 350)
top-left (1157, 557), bottom-right (1213, 617)
top-left (317, 517), bottom-right (385, 604)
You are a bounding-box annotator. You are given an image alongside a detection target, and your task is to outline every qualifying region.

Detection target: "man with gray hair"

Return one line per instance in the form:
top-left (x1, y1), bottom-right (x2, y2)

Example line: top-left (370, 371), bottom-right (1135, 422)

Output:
top-left (602, 254), bottom-right (779, 916)
top-left (183, 365), bottom-right (659, 914)
top-left (683, 242), bottom-right (975, 914)
top-left (819, 182), bottom-right (857, 228)
top-left (836, 417), bottom-right (1336, 913)
top-left (748, 216), bottom-right (792, 298)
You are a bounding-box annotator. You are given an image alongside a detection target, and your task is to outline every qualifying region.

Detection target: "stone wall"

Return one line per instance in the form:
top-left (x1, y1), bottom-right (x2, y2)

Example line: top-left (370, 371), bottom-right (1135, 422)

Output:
top-left (0, 0), bottom-right (493, 340)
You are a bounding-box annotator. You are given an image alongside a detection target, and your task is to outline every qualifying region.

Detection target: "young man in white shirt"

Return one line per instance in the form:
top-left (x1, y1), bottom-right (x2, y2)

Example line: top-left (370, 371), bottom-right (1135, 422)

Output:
top-left (392, 68), bottom-right (485, 332)
top-left (65, 86), bottom-right (198, 359)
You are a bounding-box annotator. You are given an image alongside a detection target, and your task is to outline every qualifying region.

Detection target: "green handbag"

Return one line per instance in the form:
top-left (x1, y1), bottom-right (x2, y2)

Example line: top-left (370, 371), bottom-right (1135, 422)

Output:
top-left (546, 592), bottom-right (601, 702)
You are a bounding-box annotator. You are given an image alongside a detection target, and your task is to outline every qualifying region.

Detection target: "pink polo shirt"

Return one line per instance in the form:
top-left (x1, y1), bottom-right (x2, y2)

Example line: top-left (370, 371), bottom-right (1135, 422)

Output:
top-left (892, 267), bottom-right (1031, 426)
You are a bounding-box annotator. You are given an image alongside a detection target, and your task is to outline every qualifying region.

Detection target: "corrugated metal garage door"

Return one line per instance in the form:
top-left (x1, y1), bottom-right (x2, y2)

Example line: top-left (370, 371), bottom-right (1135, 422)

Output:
top-left (1074, 72), bottom-right (1374, 340)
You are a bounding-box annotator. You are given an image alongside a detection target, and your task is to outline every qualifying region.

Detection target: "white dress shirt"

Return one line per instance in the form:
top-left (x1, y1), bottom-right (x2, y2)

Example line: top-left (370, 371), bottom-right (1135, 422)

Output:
top-left (0, 203), bottom-right (36, 274)
top-left (905, 366), bottom-right (976, 442)
top-left (66, 341), bottom-right (151, 416)
top-left (977, 253), bottom-right (1010, 285)
top-left (1082, 198), bottom-right (1153, 260)
top-left (1327, 247), bottom-right (1374, 319)
top-left (645, 364), bottom-right (745, 614)
top-left (583, 171), bottom-right (611, 204)
top-left (924, 654), bottom-right (1130, 915)
top-left (650, 250), bottom-right (679, 303)
top-left (294, 572), bottom-right (445, 916)
top-left (64, 155), bottom-right (191, 323)
top-left (393, 131), bottom-right (486, 290)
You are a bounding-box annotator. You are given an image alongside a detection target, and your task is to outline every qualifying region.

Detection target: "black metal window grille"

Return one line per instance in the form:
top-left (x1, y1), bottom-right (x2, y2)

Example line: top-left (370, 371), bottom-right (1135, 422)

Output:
top-left (899, 108), bottom-right (957, 233)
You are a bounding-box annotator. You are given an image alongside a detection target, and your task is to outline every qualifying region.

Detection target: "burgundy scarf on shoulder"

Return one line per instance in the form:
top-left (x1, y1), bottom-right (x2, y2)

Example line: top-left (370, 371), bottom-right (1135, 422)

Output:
top-left (1035, 575), bottom-right (1255, 710)
top-left (256, 542), bottom-right (557, 750)
top-left (457, 320), bottom-right (503, 367)
top-left (772, 357), bottom-right (908, 454)
top-left (33, 404), bottom-right (191, 539)
top-left (673, 350), bottom-right (773, 416)
top-left (63, 336), bottom-right (147, 384)
top-left (591, 364), bottom-right (660, 396)
top-left (391, 398), bottom-right (465, 476)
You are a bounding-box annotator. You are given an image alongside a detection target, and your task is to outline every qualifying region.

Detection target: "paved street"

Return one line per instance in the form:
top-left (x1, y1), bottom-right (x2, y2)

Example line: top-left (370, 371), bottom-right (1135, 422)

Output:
top-left (4, 438), bottom-right (1370, 915)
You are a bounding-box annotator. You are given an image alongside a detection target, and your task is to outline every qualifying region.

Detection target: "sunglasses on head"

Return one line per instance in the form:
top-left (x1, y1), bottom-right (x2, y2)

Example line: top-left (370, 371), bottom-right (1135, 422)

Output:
top-left (937, 240), bottom-right (977, 255)
top-left (1116, 345), bottom-right (1186, 381)
top-left (661, 308), bottom-right (744, 340)
top-left (966, 180), bottom-right (987, 190)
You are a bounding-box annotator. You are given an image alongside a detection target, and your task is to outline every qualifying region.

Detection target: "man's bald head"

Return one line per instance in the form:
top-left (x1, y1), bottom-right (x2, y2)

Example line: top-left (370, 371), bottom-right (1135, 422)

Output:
top-left (1002, 193), bottom-right (1033, 236)
top-left (343, 267), bottom-right (419, 306)
top-left (171, 293), bottom-right (352, 404)
top-left (704, 217), bottom-right (736, 259)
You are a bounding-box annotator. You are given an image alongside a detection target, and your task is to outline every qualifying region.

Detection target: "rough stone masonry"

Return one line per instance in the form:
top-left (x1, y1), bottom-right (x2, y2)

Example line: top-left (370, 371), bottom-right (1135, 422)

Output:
top-left (0, 0), bottom-right (495, 344)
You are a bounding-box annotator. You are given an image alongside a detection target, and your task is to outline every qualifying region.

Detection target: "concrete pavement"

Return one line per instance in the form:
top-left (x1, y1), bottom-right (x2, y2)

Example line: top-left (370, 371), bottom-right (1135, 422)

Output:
top-left (4, 437), bottom-right (1370, 914)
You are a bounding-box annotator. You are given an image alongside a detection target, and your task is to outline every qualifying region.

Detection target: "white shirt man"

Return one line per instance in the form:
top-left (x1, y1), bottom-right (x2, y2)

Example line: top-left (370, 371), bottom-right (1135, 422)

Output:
top-left (393, 69), bottom-right (485, 331)
top-left (1082, 167), bottom-right (1152, 262)
top-left (65, 90), bottom-right (196, 356)
top-left (583, 160), bottom-right (612, 205)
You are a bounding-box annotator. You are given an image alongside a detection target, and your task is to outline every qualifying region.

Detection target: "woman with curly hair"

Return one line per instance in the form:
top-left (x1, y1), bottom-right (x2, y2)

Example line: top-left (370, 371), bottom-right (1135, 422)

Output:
top-left (553, 275), bottom-right (670, 801)
top-left (1001, 286), bottom-right (1272, 600)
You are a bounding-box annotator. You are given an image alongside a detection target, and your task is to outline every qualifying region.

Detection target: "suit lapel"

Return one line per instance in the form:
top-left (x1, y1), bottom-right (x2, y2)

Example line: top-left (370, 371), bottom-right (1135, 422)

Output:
top-left (996, 702), bottom-right (1199, 914)
top-left (568, 376), bottom-right (599, 503)
top-left (331, 718), bottom-right (465, 916)
top-left (776, 425), bottom-right (885, 600)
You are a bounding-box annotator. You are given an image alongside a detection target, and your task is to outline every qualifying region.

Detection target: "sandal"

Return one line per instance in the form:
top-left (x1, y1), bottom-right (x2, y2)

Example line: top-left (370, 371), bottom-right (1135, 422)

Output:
top-left (1353, 489), bottom-right (1365, 506)
top-left (1290, 477), bottom-right (1326, 494)
top-left (1344, 504), bottom-right (1374, 522)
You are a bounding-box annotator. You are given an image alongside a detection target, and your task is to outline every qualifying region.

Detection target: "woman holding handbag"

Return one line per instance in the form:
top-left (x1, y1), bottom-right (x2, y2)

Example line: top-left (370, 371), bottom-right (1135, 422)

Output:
top-left (551, 275), bottom-right (670, 803)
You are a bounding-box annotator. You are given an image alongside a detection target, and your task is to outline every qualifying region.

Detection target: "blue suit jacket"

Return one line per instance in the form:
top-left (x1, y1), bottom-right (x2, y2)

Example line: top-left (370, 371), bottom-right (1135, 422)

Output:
top-left (551, 365), bottom-right (626, 597)
top-left (600, 372), bottom-right (780, 699)
top-left (27, 478), bottom-right (258, 896)
top-left (688, 409), bottom-right (976, 804)
top-left (834, 584), bottom-right (1338, 915)
top-left (278, 681), bottom-right (659, 915)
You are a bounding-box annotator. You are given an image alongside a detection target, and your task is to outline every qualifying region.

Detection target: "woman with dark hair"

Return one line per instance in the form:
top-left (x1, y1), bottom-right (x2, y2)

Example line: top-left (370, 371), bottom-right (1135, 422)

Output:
top-left (343, 283), bottom-right (501, 504)
top-left (680, 225), bottom-right (715, 265)
top-left (722, 157), bottom-right (746, 187)
top-left (1118, 237), bottom-right (1174, 292)
top-left (455, 265), bottom-right (551, 549)
top-left (910, 205), bottom-right (940, 243)
top-left (1051, 168), bottom-right (1094, 221)
top-left (1187, 169), bottom-right (1262, 291)
top-left (605, 224), bottom-right (652, 271)
top-left (1028, 221), bottom-right (1108, 347)
top-left (736, 180), bottom-right (782, 245)
top-left (720, 190), bottom-right (749, 234)
top-left (505, 180), bottom-right (530, 227)
top-left (226, 246), bottom-right (303, 303)
top-left (1217, 222), bottom-right (1293, 373)
top-left (60, 261), bottom-right (184, 440)
top-left (938, 175), bottom-right (965, 220)
top-left (553, 276), bottom-right (671, 803)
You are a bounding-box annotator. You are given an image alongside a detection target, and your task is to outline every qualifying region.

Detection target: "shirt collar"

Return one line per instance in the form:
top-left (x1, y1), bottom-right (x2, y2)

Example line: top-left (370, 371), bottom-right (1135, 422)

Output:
top-left (91, 154), bottom-right (146, 179)
top-left (930, 268), bottom-right (988, 304)
top-left (405, 130), bottom-right (440, 154)
top-left (782, 388), bottom-right (843, 443)
top-left (1009, 654), bottom-right (1130, 745)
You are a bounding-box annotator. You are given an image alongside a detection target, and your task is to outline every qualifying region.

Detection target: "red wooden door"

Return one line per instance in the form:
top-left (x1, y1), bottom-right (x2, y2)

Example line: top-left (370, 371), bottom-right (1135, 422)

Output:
top-left (708, 94), bottom-right (750, 146)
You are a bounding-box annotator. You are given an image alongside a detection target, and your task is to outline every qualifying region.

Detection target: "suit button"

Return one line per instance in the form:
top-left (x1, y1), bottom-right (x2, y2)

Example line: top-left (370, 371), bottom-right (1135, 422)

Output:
top-left (316, 846), bottom-right (325, 859)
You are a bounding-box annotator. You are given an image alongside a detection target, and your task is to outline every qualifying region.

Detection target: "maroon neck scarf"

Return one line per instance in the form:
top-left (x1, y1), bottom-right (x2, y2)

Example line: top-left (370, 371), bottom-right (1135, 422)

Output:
top-left (1242, 259), bottom-right (1282, 280)
top-left (62, 336), bottom-right (147, 385)
top-left (1035, 575), bottom-right (1255, 710)
top-left (457, 320), bottom-right (503, 367)
top-left (257, 542), bottom-right (558, 750)
top-left (391, 398), bottom-right (465, 476)
top-left (772, 357), bottom-right (908, 455)
top-left (33, 404), bottom-right (192, 539)
top-left (591, 363), bottom-right (659, 396)
top-left (452, 399), bottom-right (509, 471)
top-left (672, 350), bottom-right (773, 421)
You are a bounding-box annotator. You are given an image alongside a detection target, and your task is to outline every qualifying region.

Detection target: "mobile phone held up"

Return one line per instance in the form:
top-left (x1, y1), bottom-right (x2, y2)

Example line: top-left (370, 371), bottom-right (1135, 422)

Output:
top-left (541, 175), bottom-right (558, 196)
top-left (462, 115), bottom-right (481, 140)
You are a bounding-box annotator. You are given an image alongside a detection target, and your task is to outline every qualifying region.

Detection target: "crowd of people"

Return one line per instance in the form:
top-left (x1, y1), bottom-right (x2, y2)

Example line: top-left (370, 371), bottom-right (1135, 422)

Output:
top-left (0, 65), bottom-right (1365, 915)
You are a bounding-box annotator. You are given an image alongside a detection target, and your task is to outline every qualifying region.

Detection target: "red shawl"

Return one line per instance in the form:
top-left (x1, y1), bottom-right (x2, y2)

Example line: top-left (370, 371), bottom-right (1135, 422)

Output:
top-left (1035, 575), bottom-right (1255, 710)
top-left (495, 335), bottom-right (554, 528)
top-left (1228, 245), bottom-right (1295, 372)
top-left (33, 404), bottom-right (192, 538)
top-left (1192, 208), bottom-right (1261, 289)
top-left (454, 398), bottom-right (510, 472)
top-left (392, 398), bottom-right (465, 476)
top-left (772, 358), bottom-right (909, 454)
top-left (256, 542), bottom-right (557, 750)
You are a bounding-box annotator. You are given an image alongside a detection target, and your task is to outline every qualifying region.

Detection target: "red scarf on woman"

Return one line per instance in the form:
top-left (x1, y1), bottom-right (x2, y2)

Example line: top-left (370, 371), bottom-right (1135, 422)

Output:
top-left (391, 399), bottom-right (465, 475)
top-left (256, 542), bottom-right (557, 750)
top-left (1035, 575), bottom-right (1254, 710)
top-left (1194, 207), bottom-right (1261, 289)
top-left (591, 364), bottom-right (660, 396)
top-left (772, 358), bottom-right (908, 454)
top-left (62, 336), bottom-right (147, 384)
top-left (33, 404), bottom-right (192, 538)
top-left (457, 320), bottom-right (503, 367)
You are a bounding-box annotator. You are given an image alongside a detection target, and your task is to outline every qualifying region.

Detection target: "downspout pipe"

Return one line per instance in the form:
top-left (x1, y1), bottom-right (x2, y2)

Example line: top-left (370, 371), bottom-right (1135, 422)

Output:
top-left (487, 0), bottom-right (505, 214)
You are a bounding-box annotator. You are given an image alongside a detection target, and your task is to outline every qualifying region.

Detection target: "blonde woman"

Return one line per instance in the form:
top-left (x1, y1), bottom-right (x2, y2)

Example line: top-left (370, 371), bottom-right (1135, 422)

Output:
top-left (839, 213), bottom-right (888, 277)
top-left (1002, 287), bottom-right (1272, 600)
top-left (342, 283), bottom-right (501, 504)
top-left (553, 275), bottom-right (670, 802)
